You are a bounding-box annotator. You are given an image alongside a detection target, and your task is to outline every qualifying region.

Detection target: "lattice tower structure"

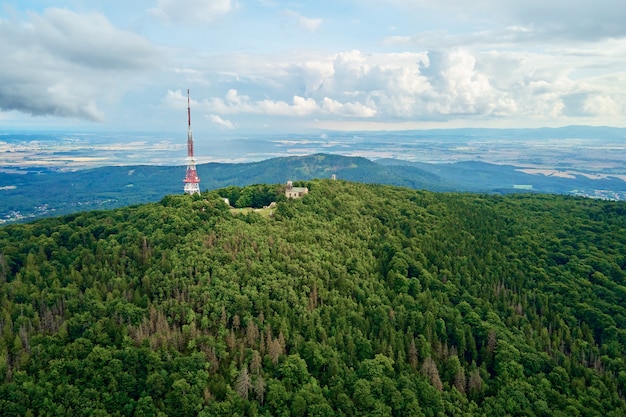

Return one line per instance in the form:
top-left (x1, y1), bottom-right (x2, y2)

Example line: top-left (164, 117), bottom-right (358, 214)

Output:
top-left (183, 89), bottom-right (201, 195)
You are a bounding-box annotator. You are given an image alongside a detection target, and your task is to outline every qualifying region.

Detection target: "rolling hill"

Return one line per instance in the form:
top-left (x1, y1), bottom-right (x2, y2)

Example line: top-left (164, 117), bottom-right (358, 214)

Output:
top-left (0, 180), bottom-right (625, 415)
top-left (2, 153), bottom-right (626, 223)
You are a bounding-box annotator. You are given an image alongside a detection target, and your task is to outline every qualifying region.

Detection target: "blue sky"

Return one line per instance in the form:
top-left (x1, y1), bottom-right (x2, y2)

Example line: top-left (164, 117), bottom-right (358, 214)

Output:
top-left (1, 0), bottom-right (626, 133)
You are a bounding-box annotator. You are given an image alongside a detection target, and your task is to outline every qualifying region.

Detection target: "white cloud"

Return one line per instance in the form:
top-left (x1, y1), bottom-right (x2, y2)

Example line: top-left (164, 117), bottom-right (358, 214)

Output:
top-left (167, 85), bottom-right (378, 121)
top-left (208, 114), bottom-right (236, 129)
top-left (174, 68), bottom-right (210, 85)
top-left (259, 95), bottom-right (318, 116)
top-left (163, 89), bottom-right (188, 107)
top-left (282, 10), bottom-right (322, 32)
top-left (583, 95), bottom-right (618, 117)
top-left (30, 8), bottom-right (158, 69)
top-left (0, 8), bottom-right (159, 121)
top-left (208, 89), bottom-right (319, 116)
top-left (381, 0), bottom-right (626, 41)
top-left (149, 0), bottom-right (235, 24)
top-left (7, 1), bottom-right (624, 130)
top-left (321, 97), bottom-right (376, 117)
top-left (186, 45), bottom-right (626, 127)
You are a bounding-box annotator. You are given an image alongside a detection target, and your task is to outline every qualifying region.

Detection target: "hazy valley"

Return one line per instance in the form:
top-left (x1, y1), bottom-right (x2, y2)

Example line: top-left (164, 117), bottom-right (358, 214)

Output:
top-left (2, 126), bottom-right (626, 223)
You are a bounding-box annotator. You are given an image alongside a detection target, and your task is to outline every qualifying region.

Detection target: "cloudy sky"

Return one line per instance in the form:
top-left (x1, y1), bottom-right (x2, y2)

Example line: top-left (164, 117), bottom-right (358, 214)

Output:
top-left (1, 0), bottom-right (626, 133)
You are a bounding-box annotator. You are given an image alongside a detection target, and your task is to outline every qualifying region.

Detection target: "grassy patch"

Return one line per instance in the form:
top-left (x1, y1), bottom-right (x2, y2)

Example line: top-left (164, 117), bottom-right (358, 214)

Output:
top-left (230, 206), bottom-right (275, 217)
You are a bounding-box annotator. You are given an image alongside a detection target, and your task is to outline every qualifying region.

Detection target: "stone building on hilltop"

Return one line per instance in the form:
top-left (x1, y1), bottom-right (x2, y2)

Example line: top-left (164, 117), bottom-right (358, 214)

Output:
top-left (285, 181), bottom-right (308, 198)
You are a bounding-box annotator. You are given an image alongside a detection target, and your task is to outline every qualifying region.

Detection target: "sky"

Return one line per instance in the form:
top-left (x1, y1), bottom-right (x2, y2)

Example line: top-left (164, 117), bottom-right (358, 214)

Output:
top-left (1, 0), bottom-right (626, 134)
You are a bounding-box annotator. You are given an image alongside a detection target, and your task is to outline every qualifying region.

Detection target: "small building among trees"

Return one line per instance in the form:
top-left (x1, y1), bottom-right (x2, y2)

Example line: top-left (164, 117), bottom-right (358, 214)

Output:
top-left (285, 181), bottom-right (308, 198)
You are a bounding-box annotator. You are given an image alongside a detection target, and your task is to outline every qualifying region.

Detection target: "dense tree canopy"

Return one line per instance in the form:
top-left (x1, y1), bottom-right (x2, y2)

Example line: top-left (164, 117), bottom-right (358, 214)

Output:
top-left (1, 180), bottom-right (625, 416)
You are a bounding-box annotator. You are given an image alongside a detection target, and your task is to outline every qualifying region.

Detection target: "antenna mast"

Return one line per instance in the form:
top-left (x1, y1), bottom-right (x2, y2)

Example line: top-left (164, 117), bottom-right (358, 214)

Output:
top-left (183, 88), bottom-right (201, 195)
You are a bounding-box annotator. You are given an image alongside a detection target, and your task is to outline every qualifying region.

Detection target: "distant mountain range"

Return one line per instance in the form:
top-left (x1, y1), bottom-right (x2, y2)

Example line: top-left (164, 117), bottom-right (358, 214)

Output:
top-left (2, 153), bottom-right (626, 223)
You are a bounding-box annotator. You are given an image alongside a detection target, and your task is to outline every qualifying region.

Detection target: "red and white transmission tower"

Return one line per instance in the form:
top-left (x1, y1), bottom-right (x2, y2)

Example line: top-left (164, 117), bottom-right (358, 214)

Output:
top-left (183, 89), bottom-right (201, 195)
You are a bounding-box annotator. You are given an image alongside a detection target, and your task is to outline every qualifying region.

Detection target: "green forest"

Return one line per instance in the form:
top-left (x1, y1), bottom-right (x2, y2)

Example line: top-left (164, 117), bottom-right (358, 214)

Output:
top-left (1, 180), bottom-right (626, 416)
top-left (5, 153), bottom-right (626, 224)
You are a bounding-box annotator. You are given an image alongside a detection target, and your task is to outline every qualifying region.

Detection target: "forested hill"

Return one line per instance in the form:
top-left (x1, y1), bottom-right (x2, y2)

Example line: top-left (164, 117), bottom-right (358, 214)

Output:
top-left (1, 181), bottom-right (626, 416)
top-left (4, 152), bottom-right (626, 223)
